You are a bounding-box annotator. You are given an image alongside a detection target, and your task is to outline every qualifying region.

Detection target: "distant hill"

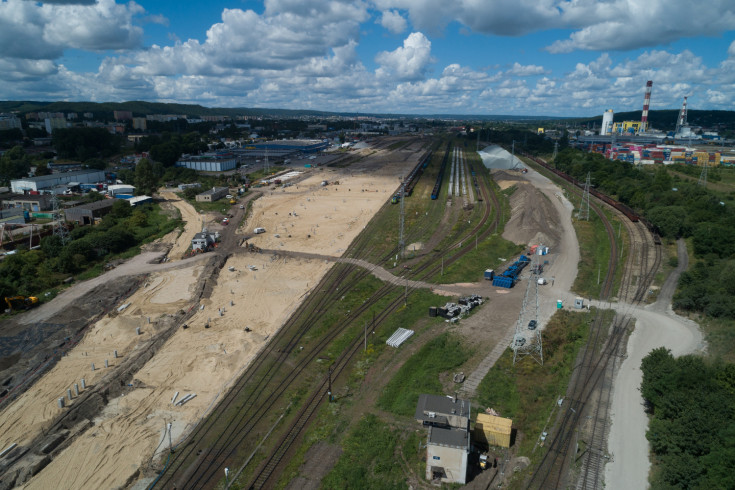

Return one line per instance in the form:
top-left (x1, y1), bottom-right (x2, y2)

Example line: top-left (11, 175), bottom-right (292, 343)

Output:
top-left (0, 100), bottom-right (573, 121)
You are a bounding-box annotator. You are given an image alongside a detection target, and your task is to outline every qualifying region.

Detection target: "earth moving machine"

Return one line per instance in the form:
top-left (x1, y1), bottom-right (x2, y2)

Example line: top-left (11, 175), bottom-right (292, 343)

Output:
top-left (5, 296), bottom-right (39, 311)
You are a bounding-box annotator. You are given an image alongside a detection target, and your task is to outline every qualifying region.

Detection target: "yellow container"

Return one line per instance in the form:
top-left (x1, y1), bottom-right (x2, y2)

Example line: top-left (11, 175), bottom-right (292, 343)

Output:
top-left (474, 413), bottom-right (512, 448)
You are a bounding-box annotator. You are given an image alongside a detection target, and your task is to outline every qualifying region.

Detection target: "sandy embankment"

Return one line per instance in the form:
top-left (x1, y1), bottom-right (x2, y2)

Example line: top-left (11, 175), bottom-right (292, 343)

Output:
top-left (0, 265), bottom-right (202, 451)
top-left (21, 150), bottom-right (415, 489)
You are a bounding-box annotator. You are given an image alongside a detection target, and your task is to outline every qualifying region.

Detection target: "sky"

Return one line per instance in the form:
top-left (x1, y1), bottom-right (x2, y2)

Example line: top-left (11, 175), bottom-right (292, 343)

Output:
top-left (1, 0), bottom-right (734, 117)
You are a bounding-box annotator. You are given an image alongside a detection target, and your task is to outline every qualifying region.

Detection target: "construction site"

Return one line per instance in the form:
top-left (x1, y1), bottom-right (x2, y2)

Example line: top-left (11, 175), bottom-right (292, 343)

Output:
top-left (0, 134), bottom-right (705, 489)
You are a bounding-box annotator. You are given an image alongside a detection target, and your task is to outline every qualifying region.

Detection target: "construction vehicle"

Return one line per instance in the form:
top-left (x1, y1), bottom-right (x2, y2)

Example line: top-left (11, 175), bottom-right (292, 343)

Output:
top-left (5, 296), bottom-right (39, 311)
top-left (229, 198), bottom-right (236, 205)
top-left (479, 454), bottom-right (489, 470)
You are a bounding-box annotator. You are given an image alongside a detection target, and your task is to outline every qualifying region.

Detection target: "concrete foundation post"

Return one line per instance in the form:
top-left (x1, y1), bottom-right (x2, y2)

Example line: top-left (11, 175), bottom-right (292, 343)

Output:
top-left (74, 384), bottom-right (79, 396)
top-left (91, 363), bottom-right (95, 371)
top-left (104, 359), bottom-right (109, 368)
top-left (58, 398), bottom-right (65, 409)
top-left (81, 378), bottom-right (86, 389)
top-left (67, 389), bottom-right (72, 401)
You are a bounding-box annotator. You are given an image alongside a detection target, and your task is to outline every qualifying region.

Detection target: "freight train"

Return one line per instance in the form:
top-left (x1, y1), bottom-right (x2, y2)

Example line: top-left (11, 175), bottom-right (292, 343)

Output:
top-left (391, 150), bottom-right (432, 204)
top-left (521, 152), bottom-right (661, 241)
top-left (431, 143), bottom-right (451, 200)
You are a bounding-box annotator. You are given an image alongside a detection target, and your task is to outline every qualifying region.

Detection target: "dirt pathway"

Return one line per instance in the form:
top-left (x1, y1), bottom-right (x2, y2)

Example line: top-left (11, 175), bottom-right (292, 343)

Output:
top-left (603, 239), bottom-right (705, 490)
top-left (160, 190), bottom-right (201, 261)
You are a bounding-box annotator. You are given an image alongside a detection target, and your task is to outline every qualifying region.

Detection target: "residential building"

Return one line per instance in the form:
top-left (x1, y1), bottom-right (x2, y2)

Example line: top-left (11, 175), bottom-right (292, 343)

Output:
top-left (114, 111), bottom-right (133, 121)
top-left (45, 117), bottom-right (67, 134)
top-left (132, 117), bottom-right (147, 130)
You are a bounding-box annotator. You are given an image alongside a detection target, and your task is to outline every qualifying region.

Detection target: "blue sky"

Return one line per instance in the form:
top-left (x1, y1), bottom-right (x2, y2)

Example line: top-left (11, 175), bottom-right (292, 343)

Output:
top-left (1, 0), bottom-right (734, 116)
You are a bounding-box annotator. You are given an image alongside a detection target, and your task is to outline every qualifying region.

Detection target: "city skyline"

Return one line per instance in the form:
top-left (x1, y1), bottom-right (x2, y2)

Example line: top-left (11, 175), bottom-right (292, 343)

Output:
top-left (1, 0), bottom-right (734, 116)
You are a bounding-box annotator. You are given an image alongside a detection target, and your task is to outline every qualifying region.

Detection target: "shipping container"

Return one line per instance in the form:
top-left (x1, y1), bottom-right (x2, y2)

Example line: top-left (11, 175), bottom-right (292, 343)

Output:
top-left (492, 276), bottom-right (514, 288)
top-left (474, 413), bottom-right (512, 448)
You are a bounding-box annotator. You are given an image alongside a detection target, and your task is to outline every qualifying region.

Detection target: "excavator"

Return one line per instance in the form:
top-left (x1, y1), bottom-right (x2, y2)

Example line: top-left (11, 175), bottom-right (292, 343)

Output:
top-left (4, 296), bottom-right (39, 311)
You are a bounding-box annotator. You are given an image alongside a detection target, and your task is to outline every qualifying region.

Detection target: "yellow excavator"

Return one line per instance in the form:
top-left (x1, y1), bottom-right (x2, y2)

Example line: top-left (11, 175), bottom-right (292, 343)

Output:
top-left (4, 296), bottom-right (39, 311)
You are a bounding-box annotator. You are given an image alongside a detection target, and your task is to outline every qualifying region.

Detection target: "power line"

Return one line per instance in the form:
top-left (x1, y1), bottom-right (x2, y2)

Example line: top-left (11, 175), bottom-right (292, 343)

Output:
top-left (579, 172), bottom-right (591, 221)
top-left (51, 194), bottom-right (70, 245)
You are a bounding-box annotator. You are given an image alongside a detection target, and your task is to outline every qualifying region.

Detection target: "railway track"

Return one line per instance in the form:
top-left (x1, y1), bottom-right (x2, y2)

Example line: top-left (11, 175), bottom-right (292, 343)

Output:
top-left (152, 141), bottom-right (500, 489)
top-left (244, 149), bottom-right (500, 489)
top-left (522, 153), bottom-right (662, 489)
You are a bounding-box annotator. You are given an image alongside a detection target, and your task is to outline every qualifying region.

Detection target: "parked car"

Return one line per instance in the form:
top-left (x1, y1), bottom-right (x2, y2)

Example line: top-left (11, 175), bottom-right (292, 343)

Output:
top-left (528, 320), bottom-right (537, 330)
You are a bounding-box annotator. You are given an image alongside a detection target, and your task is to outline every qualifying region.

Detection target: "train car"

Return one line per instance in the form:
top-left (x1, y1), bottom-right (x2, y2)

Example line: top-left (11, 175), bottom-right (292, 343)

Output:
top-left (430, 143), bottom-right (451, 200)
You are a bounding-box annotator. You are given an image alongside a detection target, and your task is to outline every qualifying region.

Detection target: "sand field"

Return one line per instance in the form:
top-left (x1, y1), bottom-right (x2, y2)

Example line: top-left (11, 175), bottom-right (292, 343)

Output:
top-left (246, 166), bottom-right (404, 256)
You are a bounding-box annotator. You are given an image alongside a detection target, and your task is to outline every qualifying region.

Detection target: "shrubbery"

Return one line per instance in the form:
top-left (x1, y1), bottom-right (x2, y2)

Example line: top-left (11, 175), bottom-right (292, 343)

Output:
top-left (0, 203), bottom-right (179, 300)
top-left (641, 348), bottom-right (735, 489)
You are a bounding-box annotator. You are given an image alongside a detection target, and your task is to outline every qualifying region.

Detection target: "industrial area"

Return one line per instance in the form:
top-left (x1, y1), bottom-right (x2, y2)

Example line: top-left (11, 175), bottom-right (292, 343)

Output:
top-left (0, 121), bottom-right (710, 490)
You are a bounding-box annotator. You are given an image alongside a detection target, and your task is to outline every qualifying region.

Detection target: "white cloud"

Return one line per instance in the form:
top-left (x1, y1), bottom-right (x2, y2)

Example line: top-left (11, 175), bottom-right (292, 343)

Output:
top-left (375, 32), bottom-right (433, 80)
top-left (506, 62), bottom-right (548, 77)
top-left (378, 9), bottom-right (407, 34)
top-left (376, 0), bottom-right (735, 53)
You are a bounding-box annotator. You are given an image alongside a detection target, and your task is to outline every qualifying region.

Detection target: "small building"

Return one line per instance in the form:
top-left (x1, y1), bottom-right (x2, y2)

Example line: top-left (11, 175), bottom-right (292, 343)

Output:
top-left (426, 426), bottom-right (470, 484)
top-left (65, 199), bottom-right (122, 225)
top-left (474, 413), bottom-right (512, 449)
top-left (196, 187), bottom-right (229, 202)
top-left (2, 193), bottom-right (52, 212)
top-left (415, 394), bottom-right (471, 485)
top-left (192, 230), bottom-right (216, 251)
top-left (415, 394), bottom-right (471, 428)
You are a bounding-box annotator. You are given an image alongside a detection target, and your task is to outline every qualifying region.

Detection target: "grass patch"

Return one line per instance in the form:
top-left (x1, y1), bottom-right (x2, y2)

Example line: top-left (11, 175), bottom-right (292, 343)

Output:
top-left (434, 233), bottom-right (524, 284)
top-left (571, 212), bottom-right (616, 299)
top-left (475, 309), bottom-right (592, 459)
top-left (693, 316), bottom-right (735, 362)
top-left (321, 414), bottom-right (405, 490)
top-left (377, 332), bottom-right (472, 416)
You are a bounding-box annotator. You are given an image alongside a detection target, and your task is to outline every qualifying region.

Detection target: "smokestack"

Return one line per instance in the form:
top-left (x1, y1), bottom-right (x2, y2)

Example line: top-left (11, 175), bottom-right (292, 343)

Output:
top-left (641, 80), bottom-right (652, 133)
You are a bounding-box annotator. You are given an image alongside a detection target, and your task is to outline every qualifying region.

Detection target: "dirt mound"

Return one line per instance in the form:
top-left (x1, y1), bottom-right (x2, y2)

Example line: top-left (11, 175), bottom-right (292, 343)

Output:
top-left (500, 179), bottom-right (562, 248)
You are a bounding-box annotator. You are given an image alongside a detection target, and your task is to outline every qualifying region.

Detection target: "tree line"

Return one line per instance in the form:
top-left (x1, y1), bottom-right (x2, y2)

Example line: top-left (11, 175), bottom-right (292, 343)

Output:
top-left (641, 348), bottom-right (735, 488)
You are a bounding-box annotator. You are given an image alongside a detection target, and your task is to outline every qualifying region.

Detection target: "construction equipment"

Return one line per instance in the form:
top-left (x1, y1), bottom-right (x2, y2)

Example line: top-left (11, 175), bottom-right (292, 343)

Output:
top-left (229, 198), bottom-right (236, 204)
top-left (4, 296), bottom-right (39, 311)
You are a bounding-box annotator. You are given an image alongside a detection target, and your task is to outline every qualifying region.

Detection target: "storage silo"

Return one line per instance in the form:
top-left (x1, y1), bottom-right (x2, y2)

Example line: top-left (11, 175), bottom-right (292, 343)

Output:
top-left (601, 110), bottom-right (614, 135)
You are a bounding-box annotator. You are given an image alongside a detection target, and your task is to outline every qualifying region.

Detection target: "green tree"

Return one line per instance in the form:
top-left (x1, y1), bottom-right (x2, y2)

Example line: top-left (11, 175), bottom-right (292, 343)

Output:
top-left (134, 158), bottom-right (157, 195)
top-left (34, 161), bottom-right (51, 176)
top-left (0, 145), bottom-right (30, 184)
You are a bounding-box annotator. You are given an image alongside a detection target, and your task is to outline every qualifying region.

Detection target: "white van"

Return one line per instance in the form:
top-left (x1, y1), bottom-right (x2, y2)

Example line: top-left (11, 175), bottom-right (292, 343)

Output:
top-left (254, 227), bottom-right (266, 234)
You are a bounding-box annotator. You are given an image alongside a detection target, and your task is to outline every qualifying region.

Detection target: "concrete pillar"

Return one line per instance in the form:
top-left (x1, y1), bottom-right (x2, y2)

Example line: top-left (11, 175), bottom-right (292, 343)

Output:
top-left (136, 327), bottom-right (141, 336)
top-left (114, 350), bottom-right (118, 358)
top-left (58, 398), bottom-right (65, 409)
top-left (81, 378), bottom-right (86, 389)
top-left (67, 389), bottom-right (72, 401)
top-left (74, 384), bottom-right (79, 396)
top-left (104, 359), bottom-right (109, 368)
top-left (91, 363), bottom-right (95, 371)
